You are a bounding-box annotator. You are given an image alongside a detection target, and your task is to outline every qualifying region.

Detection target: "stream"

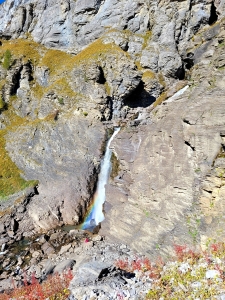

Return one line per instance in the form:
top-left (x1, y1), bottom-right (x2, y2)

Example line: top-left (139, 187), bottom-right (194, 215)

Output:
top-left (81, 127), bottom-right (120, 230)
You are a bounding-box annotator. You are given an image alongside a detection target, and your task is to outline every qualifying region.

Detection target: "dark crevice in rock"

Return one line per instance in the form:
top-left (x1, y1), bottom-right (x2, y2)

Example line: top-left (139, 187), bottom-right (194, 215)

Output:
top-left (183, 52), bottom-right (194, 70)
top-left (21, 7), bottom-right (27, 32)
top-left (97, 66), bottom-right (106, 84)
top-left (34, 186), bottom-right (39, 195)
top-left (123, 43), bottom-right (129, 52)
top-left (185, 140), bottom-right (195, 151)
top-left (183, 118), bottom-right (192, 125)
top-left (10, 66), bottom-right (22, 95)
top-left (107, 97), bottom-right (113, 121)
top-left (124, 81), bottom-right (156, 108)
top-left (220, 131), bottom-right (225, 137)
top-left (57, 206), bottom-right (62, 222)
top-left (29, 3), bottom-right (34, 20)
top-left (25, 61), bottom-right (34, 81)
top-left (123, 15), bottom-right (136, 30)
top-left (203, 189), bottom-right (212, 194)
top-left (9, 1), bottom-right (14, 10)
top-left (175, 65), bottom-right (185, 80)
top-left (208, 2), bottom-right (218, 25)
top-left (0, 33), bottom-right (11, 40)
top-left (147, 19), bottom-right (151, 31)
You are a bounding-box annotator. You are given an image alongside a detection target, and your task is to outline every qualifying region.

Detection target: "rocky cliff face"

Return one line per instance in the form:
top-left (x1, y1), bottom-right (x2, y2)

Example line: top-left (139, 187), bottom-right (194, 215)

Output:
top-left (0, 0), bottom-right (225, 259)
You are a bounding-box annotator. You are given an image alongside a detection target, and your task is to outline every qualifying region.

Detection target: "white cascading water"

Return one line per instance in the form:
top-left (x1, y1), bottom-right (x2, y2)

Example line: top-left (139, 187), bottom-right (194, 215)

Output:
top-left (165, 85), bottom-right (189, 103)
top-left (82, 127), bottom-right (120, 230)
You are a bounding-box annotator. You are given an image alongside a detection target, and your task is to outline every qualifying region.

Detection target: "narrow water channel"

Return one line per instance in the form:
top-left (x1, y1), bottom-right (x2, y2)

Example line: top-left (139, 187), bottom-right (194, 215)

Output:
top-left (82, 127), bottom-right (120, 230)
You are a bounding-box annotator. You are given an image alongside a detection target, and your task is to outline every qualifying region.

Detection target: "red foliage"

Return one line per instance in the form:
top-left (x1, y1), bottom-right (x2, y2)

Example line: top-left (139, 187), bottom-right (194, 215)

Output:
top-left (115, 258), bottom-right (129, 271)
top-left (1, 269), bottom-right (73, 300)
top-left (131, 258), bottom-right (142, 271)
top-left (142, 257), bottom-right (152, 271)
top-left (174, 244), bottom-right (187, 260)
top-left (215, 263), bottom-right (225, 279)
top-left (203, 251), bottom-right (211, 264)
top-left (211, 243), bottom-right (221, 253)
top-left (155, 256), bottom-right (164, 268)
top-left (115, 256), bottom-right (162, 279)
top-left (174, 244), bottom-right (201, 261)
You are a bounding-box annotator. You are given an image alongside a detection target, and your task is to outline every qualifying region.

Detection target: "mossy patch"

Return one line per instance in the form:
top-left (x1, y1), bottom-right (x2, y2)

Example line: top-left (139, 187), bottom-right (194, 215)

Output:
top-left (0, 39), bottom-right (41, 64)
top-left (40, 49), bottom-right (73, 74)
top-left (49, 77), bottom-right (78, 99)
top-left (142, 70), bottom-right (156, 81)
top-left (135, 60), bottom-right (142, 71)
top-left (141, 31), bottom-right (152, 49)
top-left (31, 82), bottom-right (46, 100)
top-left (153, 91), bottom-right (168, 107)
top-left (72, 39), bottom-right (127, 65)
top-left (104, 81), bottom-right (111, 95)
top-left (0, 96), bottom-right (6, 110)
top-left (0, 99), bottom-right (39, 200)
top-left (2, 49), bottom-right (12, 69)
top-left (41, 39), bottom-right (127, 75)
top-left (0, 130), bottom-right (37, 200)
top-left (158, 72), bottom-right (166, 88)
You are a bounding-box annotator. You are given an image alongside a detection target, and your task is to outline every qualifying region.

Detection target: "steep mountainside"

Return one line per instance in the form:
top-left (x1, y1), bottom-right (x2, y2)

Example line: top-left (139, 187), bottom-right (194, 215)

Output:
top-left (0, 0), bottom-right (225, 260)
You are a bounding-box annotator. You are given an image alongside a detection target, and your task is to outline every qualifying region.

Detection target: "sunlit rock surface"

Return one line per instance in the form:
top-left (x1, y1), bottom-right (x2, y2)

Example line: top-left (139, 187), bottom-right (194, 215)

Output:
top-left (0, 0), bottom-right (225, 259)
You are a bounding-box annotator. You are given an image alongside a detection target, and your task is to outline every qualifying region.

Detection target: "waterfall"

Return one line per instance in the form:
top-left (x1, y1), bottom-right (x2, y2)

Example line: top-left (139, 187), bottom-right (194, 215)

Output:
top-left (82, 127), bottom-right (120, 230)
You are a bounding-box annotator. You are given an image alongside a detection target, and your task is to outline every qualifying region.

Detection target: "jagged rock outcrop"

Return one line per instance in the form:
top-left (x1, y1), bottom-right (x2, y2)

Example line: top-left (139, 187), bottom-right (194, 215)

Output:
top-left (1, 0), bottom-right (224, 80)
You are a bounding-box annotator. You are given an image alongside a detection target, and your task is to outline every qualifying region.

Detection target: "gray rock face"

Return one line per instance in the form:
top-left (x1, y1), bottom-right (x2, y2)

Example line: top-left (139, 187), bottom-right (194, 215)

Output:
top-left (0, 0), bottom-right (222, 79)
top-left (5, 115), bottom-right (105, 229)
top-left (100, 21), bottom-right (225, 256)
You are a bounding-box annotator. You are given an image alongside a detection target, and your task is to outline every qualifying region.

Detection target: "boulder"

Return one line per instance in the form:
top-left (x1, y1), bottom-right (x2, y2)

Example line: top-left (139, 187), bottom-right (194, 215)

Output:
top-left (54, 259), bottom-right (75, 274)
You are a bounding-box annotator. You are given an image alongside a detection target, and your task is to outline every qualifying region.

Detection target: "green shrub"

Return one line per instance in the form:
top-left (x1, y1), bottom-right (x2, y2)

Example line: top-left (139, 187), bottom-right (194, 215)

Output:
top-left (2, 49), bottom-right (12, 70)
top-left (58, 97), bottom-right (64, 105)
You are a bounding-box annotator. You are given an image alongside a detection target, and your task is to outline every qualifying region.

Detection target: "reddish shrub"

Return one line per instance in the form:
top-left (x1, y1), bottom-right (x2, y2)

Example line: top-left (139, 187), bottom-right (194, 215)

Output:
top-left (211, 243), bottom-right (221, 253)
top-left (115, 258), bottom-right (129, 271)
top-left (1, 269), bottom-right (73, 300)
top-left (131, 258), bottom-right (142, 271)
top-left (174, 244), bottom-right (187, 260)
